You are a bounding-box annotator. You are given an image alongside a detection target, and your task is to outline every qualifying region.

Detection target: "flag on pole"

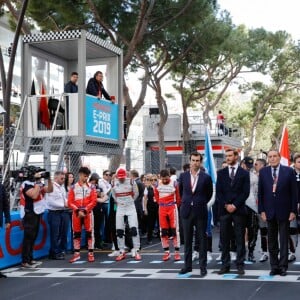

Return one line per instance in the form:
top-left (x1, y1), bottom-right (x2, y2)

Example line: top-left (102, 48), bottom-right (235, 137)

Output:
top-left (279, 125), bottom-right (290, 166)
top-left (39, 84), bottom-right (51, 129)
top-left (203, 127), bottom-right (217, 184)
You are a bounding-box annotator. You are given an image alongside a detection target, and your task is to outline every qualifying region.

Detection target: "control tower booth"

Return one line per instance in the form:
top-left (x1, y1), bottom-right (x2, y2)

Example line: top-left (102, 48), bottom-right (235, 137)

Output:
top-left (18, 30), bottom-right (123, 171)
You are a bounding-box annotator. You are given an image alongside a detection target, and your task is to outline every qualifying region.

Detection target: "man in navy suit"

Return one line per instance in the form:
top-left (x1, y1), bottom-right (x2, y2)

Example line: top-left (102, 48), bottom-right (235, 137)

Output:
top-left (178, 152), bottom-right (213, 276)
top-left (258, 150), bottom-right (297, 276)
top-left (216, 148), bottom-right (250, 275)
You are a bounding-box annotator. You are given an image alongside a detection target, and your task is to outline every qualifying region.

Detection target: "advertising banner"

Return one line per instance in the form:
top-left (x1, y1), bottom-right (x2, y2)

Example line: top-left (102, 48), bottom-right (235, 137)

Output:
top-left (85, 95), bottom-right (119, 141)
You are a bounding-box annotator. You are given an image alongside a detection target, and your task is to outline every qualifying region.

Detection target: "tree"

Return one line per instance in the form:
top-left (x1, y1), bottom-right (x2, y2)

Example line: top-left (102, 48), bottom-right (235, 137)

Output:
top-left (239, 36), bottom-right (300, 155)
top-left (0, 0), bottom-right (29, 186)
top-left (24, 0), bottom-right (218, 170)
top-left (171, 25), bottom-right (289, 154)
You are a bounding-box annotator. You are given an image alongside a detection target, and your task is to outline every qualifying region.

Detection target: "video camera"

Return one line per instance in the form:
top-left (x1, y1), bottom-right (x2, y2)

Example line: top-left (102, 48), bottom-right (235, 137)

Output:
top-left (11, 166), bottom-right (50, 182)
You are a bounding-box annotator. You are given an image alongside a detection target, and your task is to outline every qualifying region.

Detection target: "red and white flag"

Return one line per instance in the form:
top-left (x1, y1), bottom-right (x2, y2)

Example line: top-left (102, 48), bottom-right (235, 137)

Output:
top-left (39, 84), bottom-right (51, 129)
top-left (279, 125), bottom-right (290, 166)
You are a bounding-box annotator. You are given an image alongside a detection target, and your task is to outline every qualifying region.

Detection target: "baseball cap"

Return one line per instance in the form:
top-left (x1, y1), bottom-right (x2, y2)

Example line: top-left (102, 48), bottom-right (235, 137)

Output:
top-left (241, 156), bottom-right (254, 168)
top-left (116, 168), bottom-right (127, 179)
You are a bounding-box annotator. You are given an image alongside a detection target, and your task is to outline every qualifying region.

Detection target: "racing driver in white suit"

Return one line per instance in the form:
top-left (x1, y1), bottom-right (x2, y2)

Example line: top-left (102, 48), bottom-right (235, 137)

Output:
top-left (112, 168), bottom-right (142, 261)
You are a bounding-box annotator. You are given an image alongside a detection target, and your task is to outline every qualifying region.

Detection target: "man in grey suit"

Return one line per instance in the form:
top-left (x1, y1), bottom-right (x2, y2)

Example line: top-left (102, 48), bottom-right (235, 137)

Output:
top-left (216, 148), bottom-right (250, 275)
top-left (258, 149), bottom-right (297, 276)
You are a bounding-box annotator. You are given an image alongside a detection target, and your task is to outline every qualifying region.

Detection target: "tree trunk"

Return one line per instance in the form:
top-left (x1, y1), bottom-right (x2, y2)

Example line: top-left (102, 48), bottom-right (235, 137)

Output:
top-left (3, 0), bottom-right (29, 188)
top-left (156, 81), bottom-right (168, 170)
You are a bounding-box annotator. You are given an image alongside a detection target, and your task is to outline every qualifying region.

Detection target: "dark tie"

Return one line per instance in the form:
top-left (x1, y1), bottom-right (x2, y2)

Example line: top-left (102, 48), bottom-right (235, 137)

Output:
top-left (230, 167), bottom-right (235, 180)
top-left (273, 168), bottom-right (277, 179)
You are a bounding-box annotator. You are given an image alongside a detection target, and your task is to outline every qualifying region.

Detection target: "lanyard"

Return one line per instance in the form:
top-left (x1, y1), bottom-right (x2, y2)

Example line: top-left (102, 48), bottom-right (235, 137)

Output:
top-left (190, 171), bottom-right (199, 193)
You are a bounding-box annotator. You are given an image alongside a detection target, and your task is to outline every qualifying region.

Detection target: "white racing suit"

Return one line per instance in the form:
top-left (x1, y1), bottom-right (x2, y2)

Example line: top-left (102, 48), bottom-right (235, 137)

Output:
top-left (112, 178), bottom-right (140, 252)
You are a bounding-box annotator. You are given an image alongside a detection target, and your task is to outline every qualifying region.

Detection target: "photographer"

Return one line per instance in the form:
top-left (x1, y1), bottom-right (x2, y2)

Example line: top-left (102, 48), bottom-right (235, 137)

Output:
top-left (45, 171), bottom-right (69, 260)
top-left (20, 166), bottom-right (53, 268)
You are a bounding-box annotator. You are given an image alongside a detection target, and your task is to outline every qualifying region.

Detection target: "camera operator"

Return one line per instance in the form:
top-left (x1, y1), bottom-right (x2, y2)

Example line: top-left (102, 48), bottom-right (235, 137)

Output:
top-left (21, 166), bottom-right (53, 268)
top-left (45, 171), bottom-right (69, 260)
top-left (0, 182), bottom-right (10, 278)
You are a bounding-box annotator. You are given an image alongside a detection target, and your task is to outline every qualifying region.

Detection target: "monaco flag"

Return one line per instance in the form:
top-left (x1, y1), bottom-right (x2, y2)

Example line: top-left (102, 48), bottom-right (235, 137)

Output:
top-left (279, 125), bottom-right (290, 166)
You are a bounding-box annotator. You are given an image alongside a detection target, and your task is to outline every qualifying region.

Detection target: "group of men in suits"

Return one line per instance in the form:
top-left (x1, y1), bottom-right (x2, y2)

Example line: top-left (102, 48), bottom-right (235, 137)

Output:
top-left (178, 148), bottom-right (298, 277)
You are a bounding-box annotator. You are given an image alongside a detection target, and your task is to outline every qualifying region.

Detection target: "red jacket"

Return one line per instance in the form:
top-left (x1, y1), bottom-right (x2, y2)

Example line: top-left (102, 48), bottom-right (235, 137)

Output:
top-left (68, 182), bottom-right (97, 213)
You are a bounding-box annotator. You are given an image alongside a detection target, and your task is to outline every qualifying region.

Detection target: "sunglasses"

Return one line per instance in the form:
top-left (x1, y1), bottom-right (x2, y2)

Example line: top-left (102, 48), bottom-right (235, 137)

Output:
top-left (104, 173), bottom-right (111, 176)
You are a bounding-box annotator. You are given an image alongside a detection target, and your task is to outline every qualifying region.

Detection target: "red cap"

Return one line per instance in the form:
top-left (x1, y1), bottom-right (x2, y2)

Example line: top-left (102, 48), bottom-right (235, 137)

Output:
top-left (116, 168), bottom-right (127, 179)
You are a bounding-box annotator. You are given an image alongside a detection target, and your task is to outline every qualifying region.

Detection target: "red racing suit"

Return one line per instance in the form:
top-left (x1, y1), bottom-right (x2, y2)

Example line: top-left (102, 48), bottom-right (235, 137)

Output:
top-left (68, 182), bottom-right (97, 250)
top-left (154, 180), bottom-right (181, 250)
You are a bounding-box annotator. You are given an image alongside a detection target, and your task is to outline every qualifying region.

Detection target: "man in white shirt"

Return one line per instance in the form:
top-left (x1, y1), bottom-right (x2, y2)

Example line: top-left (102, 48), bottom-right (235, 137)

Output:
top-left (46, 171), bottom-right (69, 260)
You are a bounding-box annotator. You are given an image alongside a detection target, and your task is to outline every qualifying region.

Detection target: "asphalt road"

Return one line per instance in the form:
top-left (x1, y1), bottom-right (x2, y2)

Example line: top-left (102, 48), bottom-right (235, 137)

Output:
top-left (2, 234), bottom-right (300, 300)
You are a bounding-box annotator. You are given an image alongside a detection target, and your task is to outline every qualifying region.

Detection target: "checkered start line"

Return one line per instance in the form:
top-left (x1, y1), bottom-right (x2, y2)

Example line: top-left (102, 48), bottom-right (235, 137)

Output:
top-left (4, 267), bottom-right (300, 282)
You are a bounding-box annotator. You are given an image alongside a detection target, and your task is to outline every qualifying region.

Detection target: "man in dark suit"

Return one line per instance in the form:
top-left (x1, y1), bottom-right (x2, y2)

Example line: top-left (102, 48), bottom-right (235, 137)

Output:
top-left (216, 148), bottom-right (250, 275)
top-left (178, 152), bottom-right (213, 276)
top-left (0, 182), bottom-right (11, 278)
top-left (258, 149), bottom-right (297, 276)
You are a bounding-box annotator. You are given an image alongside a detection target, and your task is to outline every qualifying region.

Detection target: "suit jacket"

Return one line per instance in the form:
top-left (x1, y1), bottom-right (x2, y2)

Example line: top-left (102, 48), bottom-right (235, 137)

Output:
top-left (258, 165), bottom-right (297, 221)
top-left (0, 183), bottom-right (10, 227)
top-left (216, 166), bottom-right (250, 216)
top-left (178, 170), bottom-right (213, 219)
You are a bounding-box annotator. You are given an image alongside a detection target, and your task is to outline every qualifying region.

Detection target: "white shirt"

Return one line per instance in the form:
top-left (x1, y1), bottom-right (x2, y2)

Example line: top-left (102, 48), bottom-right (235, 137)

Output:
top-left (228, 163), bottom-right (239, 177)
top-left (45, 181), bottom-right (67, 210)
top-left (98, 178), bottom-right (112, 204)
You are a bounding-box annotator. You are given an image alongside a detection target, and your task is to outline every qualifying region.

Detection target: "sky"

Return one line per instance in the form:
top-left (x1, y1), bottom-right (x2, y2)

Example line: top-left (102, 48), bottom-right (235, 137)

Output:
top-left (217, 0), bottom-right (300, 41)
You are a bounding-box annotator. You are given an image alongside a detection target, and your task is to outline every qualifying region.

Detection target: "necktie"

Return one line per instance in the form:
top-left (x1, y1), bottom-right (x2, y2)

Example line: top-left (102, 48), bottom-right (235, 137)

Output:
top-left (273, 168), bottom-right (277, 179)
top-left (230, 167), bottom-right (235, 180)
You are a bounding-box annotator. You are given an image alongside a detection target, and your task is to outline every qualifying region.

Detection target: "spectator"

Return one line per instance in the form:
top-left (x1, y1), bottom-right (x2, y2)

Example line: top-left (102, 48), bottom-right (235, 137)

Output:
top-left (89, 173), bottom-right (107, 249)
top-left (86, 71), bottom-right (113, 102)
top-left (64, 72), bottom-right (78, 128)
top-left (258, 150), bottom-right (297, 276)
top-left (178, 153), bottom-right (213, 276)
top-left (64, 172), bottom-right (75, 253)
top-left (46, 171), bottom-right (69, 260)
top-left (130, 170), bottom-right (145, 237)
top-left (216, 148), bottom-right (250, 275)
top-left (98, 170), bottom-right (112, 244)
top-left (288, 153), bottom-right (300, 262)
top-left (170, 167), bottom-right (177, 182)
top-left (240, 157), bottom-right (259, 262)
top-left (143, 174), bottom-right (159, 244)
top-left (64, 72), bottom-right (78, 94)
top-left (254, 158), bottom-right (269, 262)
top-left (0, 182), bottom-right (10, 278)
top-left (216, 110), bottom-right (225, 136)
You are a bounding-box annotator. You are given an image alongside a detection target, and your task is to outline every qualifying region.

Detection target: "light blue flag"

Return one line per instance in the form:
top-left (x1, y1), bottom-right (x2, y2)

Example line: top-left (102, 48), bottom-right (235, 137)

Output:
top-left (203, 127), bottom-right (217, 184)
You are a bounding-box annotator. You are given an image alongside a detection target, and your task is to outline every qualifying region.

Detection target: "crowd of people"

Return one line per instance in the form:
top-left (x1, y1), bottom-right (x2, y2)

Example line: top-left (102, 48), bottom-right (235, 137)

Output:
top-left (1, 148), bottom-right (300, 278)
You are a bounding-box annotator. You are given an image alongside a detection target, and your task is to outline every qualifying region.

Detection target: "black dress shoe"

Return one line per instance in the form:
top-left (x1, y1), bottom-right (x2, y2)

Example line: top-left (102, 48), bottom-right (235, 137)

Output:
top-left (178, 268), bottom-right (192, 275)
top-left (269, 269), bottom-right (280, 276)
top-left (55, 253), bottom-right (65, 260)
top-left (280, 269), bottom-right (287, 276)
top-left (248, 253), bottom-right (256, 263)
top-left (200, 268), bottom-right (207, 276)
top-left (218, 267), bottom-right (230, 275)
top-left (237, 266), bottom-right (245, 275)
top-left (0, 272), bottom-right (7, 278)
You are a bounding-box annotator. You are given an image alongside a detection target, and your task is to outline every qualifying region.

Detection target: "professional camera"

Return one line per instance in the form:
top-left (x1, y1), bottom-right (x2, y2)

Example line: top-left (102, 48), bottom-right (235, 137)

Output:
top-left (11, 166), bottom-right (50, 182)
